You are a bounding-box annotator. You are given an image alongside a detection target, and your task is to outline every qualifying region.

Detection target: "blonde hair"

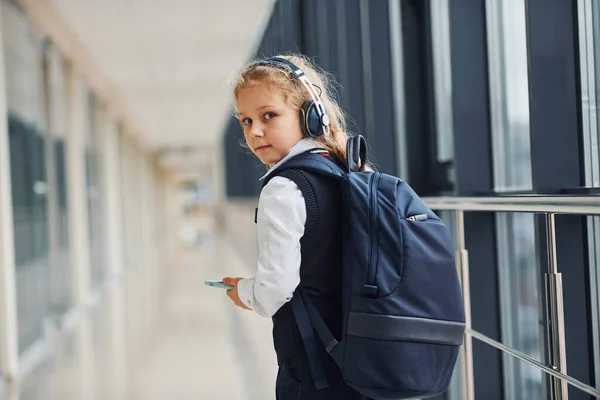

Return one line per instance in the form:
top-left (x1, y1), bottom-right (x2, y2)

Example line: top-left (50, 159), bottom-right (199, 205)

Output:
top-left (233, 54), bottom-right (351, 166)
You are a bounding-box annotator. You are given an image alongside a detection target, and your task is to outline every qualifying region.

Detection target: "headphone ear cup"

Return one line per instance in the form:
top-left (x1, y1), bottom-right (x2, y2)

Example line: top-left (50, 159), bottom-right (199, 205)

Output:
top-left (299, 104), bottom-right (311, 138)
top-left (301, 100), bottom-right (324, 137)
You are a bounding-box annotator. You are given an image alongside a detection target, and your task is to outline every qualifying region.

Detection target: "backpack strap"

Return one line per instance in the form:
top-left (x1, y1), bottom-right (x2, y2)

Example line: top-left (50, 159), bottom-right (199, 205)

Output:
top-left (290, 291), bottom-right (330, 390)
top-left (298, 289), bottom-right (339, 357)
top-left (290, 289), bottom-right (341, 391)
top-left (268, 150), bottom-right (346, 182)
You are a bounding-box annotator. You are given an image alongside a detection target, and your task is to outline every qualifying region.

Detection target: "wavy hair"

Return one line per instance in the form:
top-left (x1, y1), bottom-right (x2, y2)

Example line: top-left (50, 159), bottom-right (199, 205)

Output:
top-left (233, 54), bottom-right (352, 166)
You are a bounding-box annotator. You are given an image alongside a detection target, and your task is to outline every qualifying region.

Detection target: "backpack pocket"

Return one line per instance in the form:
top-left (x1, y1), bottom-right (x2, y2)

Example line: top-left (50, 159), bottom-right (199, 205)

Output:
top-left (347, 173), bottom-right (404, 298)
top-left (341, 333), bottom-right (459, 399)
top-left (352, 218), bottom-right (463, 319)
top-left (396, 218), bottom-right (462, 320)
top-left (347, 172), bottom-right (457, 300)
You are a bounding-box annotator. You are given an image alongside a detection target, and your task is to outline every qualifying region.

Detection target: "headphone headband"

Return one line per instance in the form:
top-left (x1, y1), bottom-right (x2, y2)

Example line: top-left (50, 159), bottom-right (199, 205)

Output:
top-left (257, 57), bottom-right (330, 134)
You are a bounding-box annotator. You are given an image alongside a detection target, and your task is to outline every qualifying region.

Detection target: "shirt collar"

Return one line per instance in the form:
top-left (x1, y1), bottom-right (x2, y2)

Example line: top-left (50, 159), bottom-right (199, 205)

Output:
top-left (259, 138), bottom-right (321, 181)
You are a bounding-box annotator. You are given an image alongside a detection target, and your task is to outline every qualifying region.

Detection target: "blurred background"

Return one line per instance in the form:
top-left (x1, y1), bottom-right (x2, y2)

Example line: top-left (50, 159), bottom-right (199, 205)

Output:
top-left (0, 0), bottom-right (599, 399)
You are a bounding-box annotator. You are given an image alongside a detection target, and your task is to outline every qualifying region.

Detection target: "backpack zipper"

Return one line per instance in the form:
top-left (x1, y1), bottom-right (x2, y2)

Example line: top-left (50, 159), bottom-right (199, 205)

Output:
top-left (407, 213), bottom-right (428, 222)
top-left (367, 173), bottom-right (381, 289)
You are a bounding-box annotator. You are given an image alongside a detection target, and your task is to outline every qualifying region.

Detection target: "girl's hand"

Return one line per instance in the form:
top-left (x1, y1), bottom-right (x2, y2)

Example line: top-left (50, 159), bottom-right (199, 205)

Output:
top-left (222, 277), bottom-right (252, 310)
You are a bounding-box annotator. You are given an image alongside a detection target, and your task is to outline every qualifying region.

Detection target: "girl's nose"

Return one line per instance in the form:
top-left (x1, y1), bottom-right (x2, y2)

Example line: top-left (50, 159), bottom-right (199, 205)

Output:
top-left (249, 125), bottom-right (264, 137)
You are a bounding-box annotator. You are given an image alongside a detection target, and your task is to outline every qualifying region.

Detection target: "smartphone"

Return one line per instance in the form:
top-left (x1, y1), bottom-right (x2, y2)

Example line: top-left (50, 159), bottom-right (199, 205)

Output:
top-left (204, 280), bottom-right (234, 290)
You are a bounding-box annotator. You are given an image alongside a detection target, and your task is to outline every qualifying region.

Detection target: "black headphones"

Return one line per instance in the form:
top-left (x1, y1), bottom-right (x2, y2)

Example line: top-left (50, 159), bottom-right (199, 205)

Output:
top-left (256, 56), bottom-right (330, 138)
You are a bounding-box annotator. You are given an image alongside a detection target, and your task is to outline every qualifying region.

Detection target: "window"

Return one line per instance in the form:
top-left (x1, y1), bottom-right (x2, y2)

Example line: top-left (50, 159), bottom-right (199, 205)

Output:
top-left (577, 0), bottom-right (600, 389)
top-left (85, 91), bottom-right (105, 289)
top-left (589, 216), bottom-right (600, 391)
top-left (2, 0), bottom-right (51, 353)
top-left (578, 0), bottom-right (600, 187)
top-left (495, 212), bottom-right (542, 397)
top-left (438, 211), bottom-right (463, 399)
top-left (44, 45), bottom-right (71, 315)
top-left (486, 0), bottom-right (532, 193)
top-left (485, 0), bottom-right (542, 398)
top-left (430, 0), bottom-right (455, 191)
top-left (430, 2), bottom-right (462, 397)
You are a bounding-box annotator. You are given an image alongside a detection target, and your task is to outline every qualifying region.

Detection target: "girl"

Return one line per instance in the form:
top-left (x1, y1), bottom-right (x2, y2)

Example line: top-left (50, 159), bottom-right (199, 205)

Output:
top-left (222, 54), bottom-right (370, 400)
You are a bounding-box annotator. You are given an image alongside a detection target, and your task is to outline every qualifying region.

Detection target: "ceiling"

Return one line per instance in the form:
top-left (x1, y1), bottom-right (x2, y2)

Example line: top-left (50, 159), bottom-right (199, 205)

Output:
top-left (46, 0), bottom-right (275, 151)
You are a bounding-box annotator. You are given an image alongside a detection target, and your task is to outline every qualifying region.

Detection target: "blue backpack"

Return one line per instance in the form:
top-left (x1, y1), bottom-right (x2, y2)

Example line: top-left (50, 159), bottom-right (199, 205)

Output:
top-left (276, 135), bottom-right (466, 400)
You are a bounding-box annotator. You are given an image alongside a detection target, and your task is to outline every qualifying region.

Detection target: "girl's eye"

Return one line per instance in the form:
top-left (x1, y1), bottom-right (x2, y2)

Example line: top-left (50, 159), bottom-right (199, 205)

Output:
top-left (264, 112), bottom-right (276, 120)
top-left (241, 118), bottom-right (252, 126)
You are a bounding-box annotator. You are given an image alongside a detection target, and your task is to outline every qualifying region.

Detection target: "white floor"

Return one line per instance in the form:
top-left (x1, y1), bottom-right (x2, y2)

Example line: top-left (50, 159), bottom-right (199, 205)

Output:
top-left (5, 236), bottom-right (278, 400)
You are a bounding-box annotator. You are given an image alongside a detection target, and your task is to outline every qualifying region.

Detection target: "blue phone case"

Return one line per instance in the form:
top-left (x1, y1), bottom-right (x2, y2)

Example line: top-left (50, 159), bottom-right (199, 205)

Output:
top-left (204, 280), bottom-right (234, 290)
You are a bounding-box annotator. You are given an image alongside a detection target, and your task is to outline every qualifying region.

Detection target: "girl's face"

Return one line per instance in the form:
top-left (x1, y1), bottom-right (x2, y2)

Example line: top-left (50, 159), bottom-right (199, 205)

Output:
top-left (236, 82), bottom-right (304, 166)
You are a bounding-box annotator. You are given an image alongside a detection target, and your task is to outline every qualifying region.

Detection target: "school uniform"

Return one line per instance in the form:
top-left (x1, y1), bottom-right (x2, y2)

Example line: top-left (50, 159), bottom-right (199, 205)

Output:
top-left (237, 139), bottom-right (370, 399)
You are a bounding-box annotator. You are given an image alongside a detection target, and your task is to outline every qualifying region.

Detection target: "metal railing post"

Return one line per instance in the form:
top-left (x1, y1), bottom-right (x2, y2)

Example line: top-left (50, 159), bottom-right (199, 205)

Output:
top-left (455, 210), bottom-right (475, 400)
top-left (545, 213), bottom-right (569, 400)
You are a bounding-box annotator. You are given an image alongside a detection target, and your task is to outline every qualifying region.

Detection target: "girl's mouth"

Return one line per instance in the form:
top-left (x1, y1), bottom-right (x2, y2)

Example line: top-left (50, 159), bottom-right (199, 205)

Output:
top-left (255, 145), bottom-right (271, 152)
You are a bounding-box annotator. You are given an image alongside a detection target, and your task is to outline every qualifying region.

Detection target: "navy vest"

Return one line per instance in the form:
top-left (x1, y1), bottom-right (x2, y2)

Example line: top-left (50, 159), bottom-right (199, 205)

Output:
top-left (261, 154), bottom-right (344, 364)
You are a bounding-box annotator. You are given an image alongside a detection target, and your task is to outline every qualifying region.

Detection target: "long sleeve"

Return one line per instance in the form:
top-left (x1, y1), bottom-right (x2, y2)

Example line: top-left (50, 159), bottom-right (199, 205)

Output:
top-left (237, 176), bottom-right (306, 318)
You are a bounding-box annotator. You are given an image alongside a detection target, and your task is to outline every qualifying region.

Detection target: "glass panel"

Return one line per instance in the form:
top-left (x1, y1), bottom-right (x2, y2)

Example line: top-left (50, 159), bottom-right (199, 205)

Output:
top-left (591, 0), bottom-right (600, 185)
top-left (2, 0), bottom-right (51, 353)
top-left (579, 0), bottom-right (600, 186)
top-left (588, 216), bottom-right (600, 391)
top-left (54, 139), bottom-right (70, 308)
top-left (578, 0), bottom-right (600, 187)
top-left (430, 0), bottom-right (455, 191)
top-left (388, 0), bottom-right (408, 178)
top-left (85, 91), bottom-right (105, 288)
top-left (486, 0), bottom-right (541, 398)
top-left (438, 210), bottom-right (463, 400)
top-left (577, 0), bottom-right (600, 390)
top-left (119, 129), bottom-right (138, 270)
top-left (44, 45), bottom-right (71, 315)
top-left (118, 130), bottom-right (129, 268)
top-left (486, 0), bottom-right (533, 193)
top-left (496, 213), bottom-right (543, 399)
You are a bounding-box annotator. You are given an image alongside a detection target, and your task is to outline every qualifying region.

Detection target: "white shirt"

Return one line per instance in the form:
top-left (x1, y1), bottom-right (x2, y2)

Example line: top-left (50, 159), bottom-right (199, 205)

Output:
top-left (237, 139), bottom-right (320, 317)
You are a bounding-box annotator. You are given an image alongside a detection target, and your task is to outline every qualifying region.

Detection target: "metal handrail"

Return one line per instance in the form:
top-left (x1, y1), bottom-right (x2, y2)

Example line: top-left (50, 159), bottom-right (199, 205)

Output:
top-left (423, 194), bottom-right (600, 399)
top-left (470, 329), bottom-right (600, 398)
top-left (422, 195), bottom-right (600, 215)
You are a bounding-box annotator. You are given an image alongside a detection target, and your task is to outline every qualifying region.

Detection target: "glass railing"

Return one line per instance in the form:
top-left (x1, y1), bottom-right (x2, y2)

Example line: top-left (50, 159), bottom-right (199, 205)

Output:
top-left (422, 195), bottom-right (600, 399)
